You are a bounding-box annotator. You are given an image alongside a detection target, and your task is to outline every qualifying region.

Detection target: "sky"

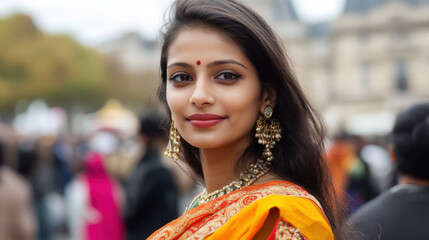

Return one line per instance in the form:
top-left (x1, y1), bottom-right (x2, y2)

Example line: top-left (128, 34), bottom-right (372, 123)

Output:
top-left (0, 0), bottom-right (345, 46)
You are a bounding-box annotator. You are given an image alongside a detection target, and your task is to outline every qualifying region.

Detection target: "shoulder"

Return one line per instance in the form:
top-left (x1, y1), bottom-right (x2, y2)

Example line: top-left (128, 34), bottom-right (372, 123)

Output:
top-left (347, 195), bottom-right (387, 239)
top-left (1, 167), bottom-right (31, 194)
top-left (348, 189), bottom-right (396, 223)
top-left (237, 180), bottom-right (325, 211)
top-left (130, 161), bottom-right (174, 188)
top-left (209, 181), bottom-right (334, 240)
top-left (347, 187), bottom-right (417, 239)
top-left (253, 195), bottom-right (333, 239)
top-left (134, 155), bottom-right (171, 175)
top-left (0, 167), bottom-right (32, 212)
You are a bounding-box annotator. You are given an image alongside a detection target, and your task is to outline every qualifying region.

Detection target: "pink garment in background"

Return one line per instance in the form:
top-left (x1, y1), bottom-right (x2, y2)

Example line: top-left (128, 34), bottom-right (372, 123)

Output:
top-left (83, 152), bottom-right (124, 240)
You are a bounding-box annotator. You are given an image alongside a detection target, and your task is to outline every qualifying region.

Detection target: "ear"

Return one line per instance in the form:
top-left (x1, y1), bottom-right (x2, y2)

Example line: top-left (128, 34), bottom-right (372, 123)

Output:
top-left (260, 87), bottom-right (277, 114)
top-left (388, 144), bottom-right (396, 164)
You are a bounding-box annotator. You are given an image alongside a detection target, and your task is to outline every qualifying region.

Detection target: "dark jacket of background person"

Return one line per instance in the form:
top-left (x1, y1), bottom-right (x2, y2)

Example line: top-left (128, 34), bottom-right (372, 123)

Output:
top-left (326, 134), bottom-right (378, 215)
top-left (124, 114), bottom-right (178, 240)
top-left (348, 102), bottom-right (429, 240)
top-left (0, 140), bottom-right (36, 240)
top-left (18, 142), bottom-right (54, 240)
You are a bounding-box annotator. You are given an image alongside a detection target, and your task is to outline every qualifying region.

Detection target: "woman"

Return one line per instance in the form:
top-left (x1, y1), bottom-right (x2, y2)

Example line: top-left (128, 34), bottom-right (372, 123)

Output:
top-left (149, 0), bottom-right (344, 239)
top-left (65, 152), bottom-right (124, 240)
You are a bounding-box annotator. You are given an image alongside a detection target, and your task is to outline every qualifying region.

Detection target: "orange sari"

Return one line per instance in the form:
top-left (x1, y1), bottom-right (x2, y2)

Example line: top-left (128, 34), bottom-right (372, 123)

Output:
top-left (148, 181), bottom-right (333, 240)
top-left (148, 181), bottom-right (334, 240)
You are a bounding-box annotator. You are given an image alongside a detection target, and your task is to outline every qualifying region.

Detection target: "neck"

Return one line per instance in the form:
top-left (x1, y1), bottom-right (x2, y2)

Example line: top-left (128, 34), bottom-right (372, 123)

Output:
top-left (399, 174), bottom-right (429, 187)
top-left (200, 142), bottom-right (254, 193)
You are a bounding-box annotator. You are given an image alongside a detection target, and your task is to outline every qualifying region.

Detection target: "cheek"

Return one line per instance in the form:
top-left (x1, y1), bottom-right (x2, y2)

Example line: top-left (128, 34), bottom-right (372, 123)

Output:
top-left (223, 84), bottom-right (262, 130)
top-left (227, 83), bottom-right (262, 114)
top-left (166, 85), bottom-right (183, 118)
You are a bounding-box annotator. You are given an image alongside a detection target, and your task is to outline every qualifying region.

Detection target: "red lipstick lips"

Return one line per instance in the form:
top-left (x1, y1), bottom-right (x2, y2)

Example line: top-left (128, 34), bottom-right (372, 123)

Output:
top-left (187, 113), bottom-right (225, 128)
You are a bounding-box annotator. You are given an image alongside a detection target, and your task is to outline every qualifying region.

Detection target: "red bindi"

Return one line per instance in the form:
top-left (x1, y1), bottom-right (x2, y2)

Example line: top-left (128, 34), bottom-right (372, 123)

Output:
top-left (196, 60), bottom-right (201, 65)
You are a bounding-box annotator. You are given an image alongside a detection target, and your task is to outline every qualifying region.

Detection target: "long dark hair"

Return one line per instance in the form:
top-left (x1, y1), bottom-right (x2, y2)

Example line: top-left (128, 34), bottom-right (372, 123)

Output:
top-left (158, 0), bottom-right (344, 237)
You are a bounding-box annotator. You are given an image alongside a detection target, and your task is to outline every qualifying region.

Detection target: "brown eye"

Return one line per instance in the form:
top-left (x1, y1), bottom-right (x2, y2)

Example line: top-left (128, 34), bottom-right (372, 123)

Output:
top-left (216, 71), bottom-right (241, 81)
top-left (169, 73), bottom-right (192, 82)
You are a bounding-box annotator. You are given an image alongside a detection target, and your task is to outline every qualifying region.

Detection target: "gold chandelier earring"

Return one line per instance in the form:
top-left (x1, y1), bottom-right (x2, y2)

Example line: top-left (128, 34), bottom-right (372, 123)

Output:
top-left (255, 106), bottom-right (282, 163)
top-left (164, 120), bottom-right (181, 162)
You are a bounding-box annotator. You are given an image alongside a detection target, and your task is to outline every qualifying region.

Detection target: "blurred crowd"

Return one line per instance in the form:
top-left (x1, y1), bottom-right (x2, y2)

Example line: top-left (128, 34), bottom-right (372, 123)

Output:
top-left (0, 100), bottom-right (428, 240)
top-left (326, 133), bottom-right (392, 215)
top-left (0, 99), bottom-right (200, 240)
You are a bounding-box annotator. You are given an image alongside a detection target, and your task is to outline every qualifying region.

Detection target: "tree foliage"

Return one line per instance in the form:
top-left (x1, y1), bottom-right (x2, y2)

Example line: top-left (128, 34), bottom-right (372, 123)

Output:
top-left (0, 14), bottom-right (162, 116)
top-left (0, 14), bottom-right (109, 111)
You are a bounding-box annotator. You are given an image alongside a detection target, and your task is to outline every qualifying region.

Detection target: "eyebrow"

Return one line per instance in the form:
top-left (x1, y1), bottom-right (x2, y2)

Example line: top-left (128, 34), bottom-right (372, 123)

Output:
top-left (167, 59), bottom-right (248, 69)
top-left (167, 62), bottom-right (193, 69)
top-left (207, 60), bottom-right (248, 69)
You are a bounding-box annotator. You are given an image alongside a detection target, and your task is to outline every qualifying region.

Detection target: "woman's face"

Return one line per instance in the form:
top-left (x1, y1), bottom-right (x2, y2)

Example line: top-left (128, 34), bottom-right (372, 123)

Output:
top-left (166, 26), bottom-right (267, 150)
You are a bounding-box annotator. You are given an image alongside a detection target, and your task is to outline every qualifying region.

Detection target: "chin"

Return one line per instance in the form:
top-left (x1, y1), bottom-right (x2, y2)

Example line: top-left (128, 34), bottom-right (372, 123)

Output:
top-left (186, 140), bottom-right (223, 149)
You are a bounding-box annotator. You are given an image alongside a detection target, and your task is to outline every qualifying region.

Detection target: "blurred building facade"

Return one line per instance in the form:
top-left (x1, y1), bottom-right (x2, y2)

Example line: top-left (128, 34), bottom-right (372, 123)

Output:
top-left (250, 0), bottom-right (429, 135)
top-left (99, 32), bottom-right (160, 74)
top-left (98, 0), bottom-right (429, 136)
top-left (325, 0), bottom-right (429, 135)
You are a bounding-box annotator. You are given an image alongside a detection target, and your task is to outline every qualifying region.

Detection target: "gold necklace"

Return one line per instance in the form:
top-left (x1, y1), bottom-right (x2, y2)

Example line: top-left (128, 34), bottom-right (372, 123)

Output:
top-left (197, 158), bottom-right (271, 205)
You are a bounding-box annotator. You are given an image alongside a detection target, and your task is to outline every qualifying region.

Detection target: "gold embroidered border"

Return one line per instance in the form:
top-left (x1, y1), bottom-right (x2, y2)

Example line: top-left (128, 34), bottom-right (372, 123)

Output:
top-left (151, 181), bottom-right (322, 240)
top-left (275, 220), bottom-right (306, 240)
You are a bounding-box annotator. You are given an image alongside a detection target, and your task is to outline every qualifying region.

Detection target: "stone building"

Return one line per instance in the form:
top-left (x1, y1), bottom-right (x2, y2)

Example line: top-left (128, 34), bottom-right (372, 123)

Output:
top-left (100, 0), bottom-right (429, 135)
top-left (249, 0), bottom-right (429, 135)
top-left (326, 0), bottom-right (429, 135)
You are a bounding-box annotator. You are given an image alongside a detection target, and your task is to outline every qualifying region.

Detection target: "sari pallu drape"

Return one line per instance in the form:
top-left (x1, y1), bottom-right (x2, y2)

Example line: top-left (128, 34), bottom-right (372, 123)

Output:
top-left (148, 181), bottom-right (333, 240)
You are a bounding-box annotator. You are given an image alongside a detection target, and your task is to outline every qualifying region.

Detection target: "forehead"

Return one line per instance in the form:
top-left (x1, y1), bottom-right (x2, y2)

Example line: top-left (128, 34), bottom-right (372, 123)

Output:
top-left (167, 26), bottom-right (248, 63)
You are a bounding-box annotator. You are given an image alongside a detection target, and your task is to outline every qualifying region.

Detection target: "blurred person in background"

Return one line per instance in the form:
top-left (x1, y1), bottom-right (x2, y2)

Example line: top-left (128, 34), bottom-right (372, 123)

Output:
top-left (326, 133), bottom-right (378, 215)
top-left (0, 139), bottom-right (37, 240)
top-left (348, 102), bottom-right (429, 240)
top-left (65, 151), bottom-right (124, 240)
top-left (52, 136), bottom-right (74, 194)
top-left (17, 141), bottom-right (53, 240)
top-left (360, 138), bottom-right (393, 192)
top-left (123, 112), bottom-right (178, 240)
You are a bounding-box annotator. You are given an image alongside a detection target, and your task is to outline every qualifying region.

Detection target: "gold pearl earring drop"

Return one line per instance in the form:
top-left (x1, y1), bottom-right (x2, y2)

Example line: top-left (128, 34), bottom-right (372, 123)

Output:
top-left (164, 120), bottom-right (181, 162)
top-left (255, 106), bottom-right (282, 162)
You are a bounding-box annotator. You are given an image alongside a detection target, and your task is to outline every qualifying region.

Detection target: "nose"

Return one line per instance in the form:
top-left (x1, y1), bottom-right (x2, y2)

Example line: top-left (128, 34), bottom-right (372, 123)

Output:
top-left (189, 77), bottom-right (215, 107)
